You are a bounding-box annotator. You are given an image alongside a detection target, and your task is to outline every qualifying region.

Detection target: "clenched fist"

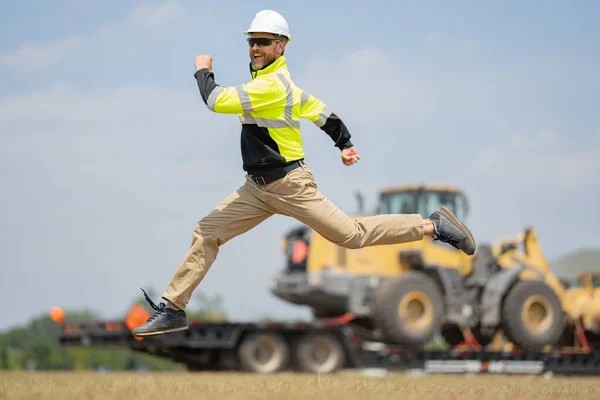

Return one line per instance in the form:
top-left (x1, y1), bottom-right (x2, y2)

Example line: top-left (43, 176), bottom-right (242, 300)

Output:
top-left (195, 55), bottom-right (213, 72)
top-left (341, 146), bottom-right (360, 166)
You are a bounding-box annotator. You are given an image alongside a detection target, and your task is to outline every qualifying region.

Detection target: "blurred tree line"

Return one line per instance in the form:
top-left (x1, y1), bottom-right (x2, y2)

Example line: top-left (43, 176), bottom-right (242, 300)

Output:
top-left (0, 288), bottom-right (227, 371)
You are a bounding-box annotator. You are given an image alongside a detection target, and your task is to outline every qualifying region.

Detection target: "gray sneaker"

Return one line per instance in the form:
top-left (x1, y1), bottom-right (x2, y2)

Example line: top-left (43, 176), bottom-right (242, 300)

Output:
top-left (131, 288), bottom-right (188, 337)
top-left (429, 206), bottom-right (476, 256)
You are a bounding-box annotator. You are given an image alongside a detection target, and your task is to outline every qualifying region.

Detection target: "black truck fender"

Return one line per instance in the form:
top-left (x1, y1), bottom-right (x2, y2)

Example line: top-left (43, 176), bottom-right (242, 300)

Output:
top-left (479, 265), bottom-right (525, 332)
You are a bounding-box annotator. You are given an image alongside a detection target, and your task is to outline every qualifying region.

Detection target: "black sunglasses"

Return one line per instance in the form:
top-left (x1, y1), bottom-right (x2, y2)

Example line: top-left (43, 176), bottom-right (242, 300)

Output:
top-left (247, 37), bottom-right (281, 47)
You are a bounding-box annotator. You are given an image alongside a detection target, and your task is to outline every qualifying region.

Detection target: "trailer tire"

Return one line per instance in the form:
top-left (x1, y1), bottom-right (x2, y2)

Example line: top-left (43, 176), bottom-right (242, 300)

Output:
top-left (295, 333), bottom-right (346, 374)
top-left (501, 280), bottom-right (564, 351)
top-left (238, 332), bottom-right (290, 373)
top-left (374, 271), bottom-right (445, 347)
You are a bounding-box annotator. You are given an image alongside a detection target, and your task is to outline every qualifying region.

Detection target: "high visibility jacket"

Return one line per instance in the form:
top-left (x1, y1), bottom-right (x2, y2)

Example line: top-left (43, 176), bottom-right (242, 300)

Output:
top-left (194, 55), bottom-right (353, 172)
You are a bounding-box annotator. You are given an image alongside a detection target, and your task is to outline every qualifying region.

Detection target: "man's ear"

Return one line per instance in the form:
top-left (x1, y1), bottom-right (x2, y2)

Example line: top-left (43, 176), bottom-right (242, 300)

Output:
top-left (280, 42), bottom-right (288, 56)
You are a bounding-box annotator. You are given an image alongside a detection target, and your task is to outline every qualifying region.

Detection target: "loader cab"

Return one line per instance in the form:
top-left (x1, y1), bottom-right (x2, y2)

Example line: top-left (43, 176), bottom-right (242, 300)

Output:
top-left (377, 184), bottom-right (469, 222)
top-left (576, 271), bottom-right (600, 289)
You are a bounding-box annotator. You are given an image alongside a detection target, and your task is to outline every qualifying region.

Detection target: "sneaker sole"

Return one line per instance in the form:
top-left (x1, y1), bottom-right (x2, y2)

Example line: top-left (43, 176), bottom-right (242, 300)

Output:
top-left (439, 206), bottom-right (476, 255)
top-left (132, 325), bottom-right (189, 338)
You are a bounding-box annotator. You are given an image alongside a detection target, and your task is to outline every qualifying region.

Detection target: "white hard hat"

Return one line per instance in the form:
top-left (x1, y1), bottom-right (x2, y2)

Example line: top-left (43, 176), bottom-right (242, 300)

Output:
top-left (244, 10), bottom-right (291, 42)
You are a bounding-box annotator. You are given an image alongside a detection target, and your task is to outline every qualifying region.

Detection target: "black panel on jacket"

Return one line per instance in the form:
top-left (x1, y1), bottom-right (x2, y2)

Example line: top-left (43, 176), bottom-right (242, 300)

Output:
top-left (240, 124), bottom-right (290, 171)
top-left (320, 112), bottom-right (353, 150)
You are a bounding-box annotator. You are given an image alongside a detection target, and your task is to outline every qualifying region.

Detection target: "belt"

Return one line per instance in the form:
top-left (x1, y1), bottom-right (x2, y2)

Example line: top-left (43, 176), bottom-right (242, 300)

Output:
top-left (248, 160), bottom-right (305, 186)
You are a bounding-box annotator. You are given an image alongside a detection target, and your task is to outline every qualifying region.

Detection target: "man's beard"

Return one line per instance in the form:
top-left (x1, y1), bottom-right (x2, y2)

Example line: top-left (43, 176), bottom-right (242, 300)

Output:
top-left (251, 53), bottom-right (276, 71)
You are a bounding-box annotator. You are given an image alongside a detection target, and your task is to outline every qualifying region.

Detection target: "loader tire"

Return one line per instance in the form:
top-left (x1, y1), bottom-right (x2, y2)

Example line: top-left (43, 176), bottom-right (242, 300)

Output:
top-left (238, 332), bottom-right (290, 373)
top-left (501, 280), bottom-right (564, 351)
top-left (374, 271), bottom-right (445, 347)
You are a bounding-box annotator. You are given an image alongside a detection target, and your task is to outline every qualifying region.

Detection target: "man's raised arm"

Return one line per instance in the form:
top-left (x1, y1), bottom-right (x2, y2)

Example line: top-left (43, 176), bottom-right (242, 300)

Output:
top-left (194, 54), bottom-right (282, 115)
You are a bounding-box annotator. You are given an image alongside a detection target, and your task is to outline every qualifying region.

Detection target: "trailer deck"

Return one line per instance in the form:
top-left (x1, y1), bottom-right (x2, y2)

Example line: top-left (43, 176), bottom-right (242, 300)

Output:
top-left (58, 317), bottom-right (600, 375)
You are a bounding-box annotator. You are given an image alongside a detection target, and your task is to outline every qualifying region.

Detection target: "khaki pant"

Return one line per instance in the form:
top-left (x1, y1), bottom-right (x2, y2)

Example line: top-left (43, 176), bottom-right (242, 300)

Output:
top-left (162, 163), bottom-right (424, 309)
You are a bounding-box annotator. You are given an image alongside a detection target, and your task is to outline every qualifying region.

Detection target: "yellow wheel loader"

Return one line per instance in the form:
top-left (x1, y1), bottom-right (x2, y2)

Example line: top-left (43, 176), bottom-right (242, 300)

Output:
top-left (270, 184), bottom-right (573, 352)
top-left (452, 234), bottom-right (600, 353)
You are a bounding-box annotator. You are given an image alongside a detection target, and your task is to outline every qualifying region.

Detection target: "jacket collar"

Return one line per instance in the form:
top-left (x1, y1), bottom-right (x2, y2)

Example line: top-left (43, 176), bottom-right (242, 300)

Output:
top-left (250, 55), bottom-right (287, 79)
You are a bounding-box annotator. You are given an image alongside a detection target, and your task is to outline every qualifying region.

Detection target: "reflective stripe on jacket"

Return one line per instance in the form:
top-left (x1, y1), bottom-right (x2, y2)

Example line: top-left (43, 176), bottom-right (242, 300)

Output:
top-left (194, 55), bottom-right (353, 172)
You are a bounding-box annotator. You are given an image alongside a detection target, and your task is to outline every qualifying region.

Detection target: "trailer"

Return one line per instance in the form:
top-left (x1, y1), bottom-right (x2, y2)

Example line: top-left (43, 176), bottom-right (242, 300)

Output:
top-left (57, 312), bottom-right (600, 376)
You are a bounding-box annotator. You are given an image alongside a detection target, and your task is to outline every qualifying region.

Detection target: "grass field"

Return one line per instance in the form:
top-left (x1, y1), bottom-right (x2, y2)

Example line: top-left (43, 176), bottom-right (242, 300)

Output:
top-left (1, 371), bottom-right (599, 400)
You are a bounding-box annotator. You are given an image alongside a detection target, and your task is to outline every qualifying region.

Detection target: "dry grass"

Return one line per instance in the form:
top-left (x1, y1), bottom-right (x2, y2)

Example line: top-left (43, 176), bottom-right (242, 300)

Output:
top-left (0, 371), bottom-right (599, 400)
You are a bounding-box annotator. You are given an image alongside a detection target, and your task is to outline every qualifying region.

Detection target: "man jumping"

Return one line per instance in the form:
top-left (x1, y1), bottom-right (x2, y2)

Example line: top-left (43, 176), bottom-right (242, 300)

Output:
top-left (132, 10), bottom-right (476, 337)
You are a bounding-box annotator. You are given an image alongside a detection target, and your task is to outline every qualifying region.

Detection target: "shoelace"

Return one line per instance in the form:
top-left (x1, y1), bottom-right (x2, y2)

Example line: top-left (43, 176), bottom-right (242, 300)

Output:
top-left (140, 287), bottom-right (167, 322)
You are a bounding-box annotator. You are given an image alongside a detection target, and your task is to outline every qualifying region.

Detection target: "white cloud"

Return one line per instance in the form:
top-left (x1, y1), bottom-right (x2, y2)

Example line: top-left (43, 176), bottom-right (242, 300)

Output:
top-left (294, 44), bottom-right (600, 193)
top-left (0, 82), bottom-right (193, 124)
top-left (471, 130), bottom-right (600, 190)
top-left (295, 45), bottom-right (508, 132)
top-left (0, 36), bottom-right (80, 71)
top-left (298, 47), bottom-right (431, 122)
top-left (0, 81), bottom-right (243, 186)
top-left (130, 0), bottom-right (183, 26)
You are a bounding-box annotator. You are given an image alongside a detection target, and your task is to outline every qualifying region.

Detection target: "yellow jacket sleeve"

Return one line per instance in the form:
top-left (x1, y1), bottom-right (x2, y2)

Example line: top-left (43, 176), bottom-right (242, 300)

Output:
top-left (195, 68), bottom-right (284, 115)
top-left (300, 90), bottom-right (353, 150)
top-left (299, 91), bottom-right (331, 127)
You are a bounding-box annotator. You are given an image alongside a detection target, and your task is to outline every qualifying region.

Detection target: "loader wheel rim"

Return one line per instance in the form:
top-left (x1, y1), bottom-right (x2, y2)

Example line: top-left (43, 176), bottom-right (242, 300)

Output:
top-left (522, 294), bottom-right (554, 335)
top-left (398, 290), bottom-right (433, 332)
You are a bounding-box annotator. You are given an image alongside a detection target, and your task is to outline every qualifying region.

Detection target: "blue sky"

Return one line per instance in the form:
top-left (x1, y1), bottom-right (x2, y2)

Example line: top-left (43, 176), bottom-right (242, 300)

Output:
top-left (1, 1), bottom-right (599, 330)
